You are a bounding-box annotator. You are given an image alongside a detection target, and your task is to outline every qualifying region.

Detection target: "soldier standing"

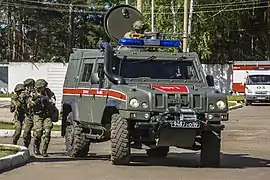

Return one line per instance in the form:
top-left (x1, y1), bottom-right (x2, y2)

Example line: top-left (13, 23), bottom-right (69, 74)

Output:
top-left (22, 78), bottom-right (36, 148)
top-left (29, 79), bottom-right (56, 157)
top-left (124, 20), bottom-right (149, 39)
top-left (10, 84), bottom-right (27, 145)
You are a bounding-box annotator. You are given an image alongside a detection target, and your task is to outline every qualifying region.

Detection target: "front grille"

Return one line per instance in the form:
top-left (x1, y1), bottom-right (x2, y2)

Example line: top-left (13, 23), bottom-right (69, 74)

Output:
top-left (167, 93), bottom-right (190, 108)
top-left (154, 93), bottom-right (202, 109)
top-left (155, 94), bottom-right (163, 108)
top-left (255, 91), bottom-right (268, 94)
top-left (193, 95), bottom-right (201, 108)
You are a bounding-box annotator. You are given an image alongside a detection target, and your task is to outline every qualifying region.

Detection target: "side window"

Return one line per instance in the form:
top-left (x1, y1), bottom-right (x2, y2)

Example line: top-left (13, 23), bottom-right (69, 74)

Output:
top-left (81, 63), bottom-right (93, 82)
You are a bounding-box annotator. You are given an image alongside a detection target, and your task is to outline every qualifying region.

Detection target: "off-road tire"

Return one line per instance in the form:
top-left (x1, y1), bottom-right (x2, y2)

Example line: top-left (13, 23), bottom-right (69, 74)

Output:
top-left (146, 146), bottom-right (169, 157)
top-left (110, 114), bottom-right (130, 165)
top-left (200, 130), bottom-right (221, 167)
top-left (65, 121), bottom-right (90, 157)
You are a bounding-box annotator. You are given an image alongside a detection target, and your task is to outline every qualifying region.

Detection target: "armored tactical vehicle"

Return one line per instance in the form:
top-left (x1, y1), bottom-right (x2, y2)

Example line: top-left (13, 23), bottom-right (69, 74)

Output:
top-left (61, 4), bottom-right (229, 167)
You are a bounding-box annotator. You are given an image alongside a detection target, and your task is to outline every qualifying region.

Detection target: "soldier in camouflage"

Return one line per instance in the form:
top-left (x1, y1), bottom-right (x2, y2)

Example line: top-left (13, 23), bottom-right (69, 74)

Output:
top-left (10, 84), bottom-right (27, 145)
top-left (22, 78), bottom-right (36, 148)
top-left (124, 20), bottom-right (149, 39)
top-left (28, 79), bottom-right (57, 157)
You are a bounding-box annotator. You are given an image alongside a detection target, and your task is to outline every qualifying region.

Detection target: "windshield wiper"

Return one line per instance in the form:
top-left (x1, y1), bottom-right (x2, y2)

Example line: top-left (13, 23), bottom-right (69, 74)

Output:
top-left (131, 55), bottom-right (157, 64)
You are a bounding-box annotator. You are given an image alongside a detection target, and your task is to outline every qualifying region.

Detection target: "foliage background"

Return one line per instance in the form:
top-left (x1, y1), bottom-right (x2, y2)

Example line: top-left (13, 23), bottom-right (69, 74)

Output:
top-left (0, 0), bottom-right (269, 63)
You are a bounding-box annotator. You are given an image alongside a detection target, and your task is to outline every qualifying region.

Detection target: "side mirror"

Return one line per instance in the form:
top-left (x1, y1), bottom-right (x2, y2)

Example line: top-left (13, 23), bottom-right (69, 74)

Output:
top-left (206, 75), bottom-right (215, 87)
top-left (90, 73), bottom-right (100, 84)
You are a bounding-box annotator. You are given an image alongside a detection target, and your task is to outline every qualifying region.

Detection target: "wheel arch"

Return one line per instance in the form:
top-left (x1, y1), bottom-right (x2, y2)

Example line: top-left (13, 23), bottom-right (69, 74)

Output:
top-left (61, 98), bottom-right (80, 136)
top-left (101, 106), bottom-right (119, 127)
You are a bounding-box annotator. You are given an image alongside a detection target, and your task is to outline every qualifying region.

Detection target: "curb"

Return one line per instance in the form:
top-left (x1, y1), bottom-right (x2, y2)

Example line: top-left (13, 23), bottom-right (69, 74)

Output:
top-left (0, 144), bottom-right (30, 173)
top-left (0, 98), bottom-right (11, 102)
top-left (0, 130), bottom-right (62, 138)
top-left (228, 102), bottom-right (243, 111)
top-left (0, 104), bottom-right (10, 108)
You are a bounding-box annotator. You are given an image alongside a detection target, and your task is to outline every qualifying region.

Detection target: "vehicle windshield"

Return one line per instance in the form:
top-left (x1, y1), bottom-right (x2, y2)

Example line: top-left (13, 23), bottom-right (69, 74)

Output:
top-left (114, 58), bottom-right (199, 80)
top-left (246, 75), bottom-right (270, 85)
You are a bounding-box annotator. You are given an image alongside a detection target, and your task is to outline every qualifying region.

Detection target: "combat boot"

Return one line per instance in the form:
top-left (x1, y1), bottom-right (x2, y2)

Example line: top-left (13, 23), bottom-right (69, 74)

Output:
top-left (41, 143), bottom-right (49, 157)
top-left (33, 140), bottom-right (41, 155)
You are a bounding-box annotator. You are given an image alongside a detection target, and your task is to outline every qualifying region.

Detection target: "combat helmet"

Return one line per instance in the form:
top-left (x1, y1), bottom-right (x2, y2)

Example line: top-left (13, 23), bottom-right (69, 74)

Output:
top-left (35, 79), bottom-right (48, 89)
top-left (24, 78), bottom-right (35, 87)
top-left (133, 20), bottom-right (149, 30)
top-left (14, 83), bottom-right (26, 93)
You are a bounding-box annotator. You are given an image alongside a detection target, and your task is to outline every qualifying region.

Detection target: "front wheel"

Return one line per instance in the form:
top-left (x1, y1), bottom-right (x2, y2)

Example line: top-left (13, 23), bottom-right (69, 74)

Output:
top-left (110, 114), bottom-right (130, 165)
top-left (200, 130), bottom-right (221, 167)
top-left (65, 120), bottom-right (90, 157)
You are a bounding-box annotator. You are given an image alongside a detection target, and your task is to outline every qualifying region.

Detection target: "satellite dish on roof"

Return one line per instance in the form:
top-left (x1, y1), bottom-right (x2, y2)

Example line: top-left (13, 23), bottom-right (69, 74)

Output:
top-left (104, 5), bottom-right (143, 42)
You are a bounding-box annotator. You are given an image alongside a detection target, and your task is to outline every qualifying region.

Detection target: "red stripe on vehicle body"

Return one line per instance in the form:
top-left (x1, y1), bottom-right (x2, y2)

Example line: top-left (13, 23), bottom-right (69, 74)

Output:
top-left (63, 88), bottom-right (127, 101)
top-left (233, 65), bottom-right (270, 70)
top-left (152, 85), bottom-right (189, 93)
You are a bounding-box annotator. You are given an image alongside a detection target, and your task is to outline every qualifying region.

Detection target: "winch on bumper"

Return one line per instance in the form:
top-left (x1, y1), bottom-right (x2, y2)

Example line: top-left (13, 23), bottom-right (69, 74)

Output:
top-left (133, 107), bottom-right (226, 131)
top-left (131, 107), bottom-right (226, 147)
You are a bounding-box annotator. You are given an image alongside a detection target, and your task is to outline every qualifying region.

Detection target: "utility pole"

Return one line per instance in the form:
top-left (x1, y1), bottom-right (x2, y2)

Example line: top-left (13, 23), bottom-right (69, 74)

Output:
top-left (151, 0), bottom-right (154, 32)
top-left (67, 3), bottom-right (74, 62)
top-left (267, 2), bottom-right (270, 60)
top-left (187, 0), bottom-right (194, 52)
top-left (7, 3), bottom-right (11, 61)
top-left (183, 0), bottom-right (189, 52)
top-left (137, 0), bottom-right (142, 12)
top-left (126, 0), bottom-right (129, 5)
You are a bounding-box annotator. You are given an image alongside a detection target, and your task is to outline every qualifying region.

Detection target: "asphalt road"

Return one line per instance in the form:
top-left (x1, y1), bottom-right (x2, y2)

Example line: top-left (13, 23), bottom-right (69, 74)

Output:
top-left (1, 105), bottom-right (270, 180)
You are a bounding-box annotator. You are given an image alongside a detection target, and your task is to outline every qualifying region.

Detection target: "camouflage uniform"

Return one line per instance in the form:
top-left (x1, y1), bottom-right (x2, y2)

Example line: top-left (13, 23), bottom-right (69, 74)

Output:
top-left (124, 20), bottom-right (149, 39)
top-left (29, 79), bottom-right (56, 157)
top-left (10, 84), bottom-right (27, 145)
top-left (22, 78), bottom-right (36, 148)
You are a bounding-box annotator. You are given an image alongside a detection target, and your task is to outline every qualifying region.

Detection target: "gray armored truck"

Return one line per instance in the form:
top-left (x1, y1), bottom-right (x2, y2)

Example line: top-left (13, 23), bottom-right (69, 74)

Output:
top-left (61, 5), bottom-right (229, 167)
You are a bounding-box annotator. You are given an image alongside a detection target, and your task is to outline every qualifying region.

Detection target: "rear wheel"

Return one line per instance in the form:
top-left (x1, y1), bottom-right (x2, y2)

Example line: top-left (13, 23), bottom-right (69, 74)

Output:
top-left (110, 114), bottom-right (130, 165)
top-left (200, 130), bottom-right (221, 167)
top-left (65, 120), bottom-right (90, 157)
top-left (146, 146), bottom-right (169, 157)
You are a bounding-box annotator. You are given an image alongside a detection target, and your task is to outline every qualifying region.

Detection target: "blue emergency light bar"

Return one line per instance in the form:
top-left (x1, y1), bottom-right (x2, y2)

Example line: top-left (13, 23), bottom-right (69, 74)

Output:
top-left (118, 38), bottom-right (181, 48)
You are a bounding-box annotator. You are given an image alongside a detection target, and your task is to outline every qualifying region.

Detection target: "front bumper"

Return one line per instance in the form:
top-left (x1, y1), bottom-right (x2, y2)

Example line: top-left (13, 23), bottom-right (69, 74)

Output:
top-left (245, 94), bottom-right (270, 101)
top-left (132, 107), bottom-right (226, 131)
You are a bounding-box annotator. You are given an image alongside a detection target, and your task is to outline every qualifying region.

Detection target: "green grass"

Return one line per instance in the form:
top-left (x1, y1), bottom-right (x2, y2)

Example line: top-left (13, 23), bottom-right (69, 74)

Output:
top-left (0, 121), bottom-right (61, 131)
top-left (228, 101), bottom-right (237, 107)
top-left (0, 145), bottom-right (20, 158)
top-left (0, 94), bottom-right (12, 98)
top-left (227, 95), bottom-right (245, 101)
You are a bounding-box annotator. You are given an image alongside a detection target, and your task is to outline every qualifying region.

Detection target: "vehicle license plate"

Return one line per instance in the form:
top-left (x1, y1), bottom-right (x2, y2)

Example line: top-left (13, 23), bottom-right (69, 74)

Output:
top-left (170, 120), bottom-right (200, 128)
top-left (257, 96), bottom-right (266, 100)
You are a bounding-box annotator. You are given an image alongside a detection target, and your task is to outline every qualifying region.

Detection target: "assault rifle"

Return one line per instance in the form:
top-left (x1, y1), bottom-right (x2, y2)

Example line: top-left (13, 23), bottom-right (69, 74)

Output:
top-left (35, 94), bottom-right (50, 109)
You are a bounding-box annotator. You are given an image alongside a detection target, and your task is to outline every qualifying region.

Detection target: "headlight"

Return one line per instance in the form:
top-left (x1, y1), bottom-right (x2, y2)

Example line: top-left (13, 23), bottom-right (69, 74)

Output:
top-left (129, 98), bottom-right (140, 108)
top-left (209, 103), bottom-right (215, 110)
top-left (216, 100), bottom-right (226, 110)
top-left (142, 102), bottom-right (148, 109)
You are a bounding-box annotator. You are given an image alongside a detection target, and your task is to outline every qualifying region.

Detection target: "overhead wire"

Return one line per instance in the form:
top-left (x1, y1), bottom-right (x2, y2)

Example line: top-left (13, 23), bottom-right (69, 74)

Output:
top-left (0, 0), bottom-right (268, 17)
top-left (16, 0), bottom-right (268, 9)
top-left (10, 0), bottom-right (270, 10)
